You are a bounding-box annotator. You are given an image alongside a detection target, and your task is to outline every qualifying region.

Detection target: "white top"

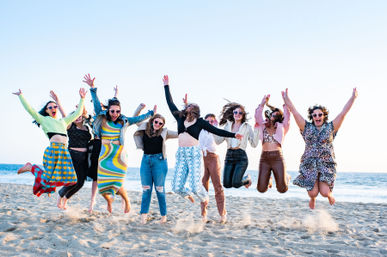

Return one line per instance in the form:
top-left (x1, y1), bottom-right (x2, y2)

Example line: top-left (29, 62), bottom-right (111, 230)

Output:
top-left (214, 121), bottom-right (259, 150)
top-left (199, 130), bottom-right (217, 156)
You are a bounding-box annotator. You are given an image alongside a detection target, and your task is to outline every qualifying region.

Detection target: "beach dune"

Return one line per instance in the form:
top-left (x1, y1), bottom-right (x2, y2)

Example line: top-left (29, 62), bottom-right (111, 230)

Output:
top-left (0, 183), bottom-right (386, 256)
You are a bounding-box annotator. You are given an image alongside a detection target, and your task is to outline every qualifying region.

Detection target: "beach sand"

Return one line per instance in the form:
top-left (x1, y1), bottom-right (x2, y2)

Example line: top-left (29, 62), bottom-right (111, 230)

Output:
top-left (0, 183), bottom-right (386, 256)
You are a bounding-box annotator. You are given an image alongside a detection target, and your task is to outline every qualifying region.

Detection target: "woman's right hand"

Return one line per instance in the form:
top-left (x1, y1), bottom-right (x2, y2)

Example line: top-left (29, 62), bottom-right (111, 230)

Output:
top-left (183, 93), bottom-right (188, 106)
top-left (260, 94), bottom-right (270, 106)
top-left (235, 133), bottom-right (243, 140)
top-left (153, 105), bottom-right (157, 114)
top-left (12, 89), bottom-right (22, 96)
top-left (82, 74), bottom-right (95, 88)
top-left (163, 75), bottom-right (169, 86)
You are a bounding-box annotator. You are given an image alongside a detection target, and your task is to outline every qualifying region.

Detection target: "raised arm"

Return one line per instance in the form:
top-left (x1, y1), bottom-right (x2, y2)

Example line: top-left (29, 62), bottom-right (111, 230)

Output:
top-left (133, 103), bottom-right (146, 117)
top-left (255, 95), bottom-right (269, 126)
top-left (332, 88), bottom-right (358, 133)
top-left (282, 104), bottom-right (291, 134)
top-left (163, 75), bottom-right (180, 119)
top-left (83, 73), bottom-right (103, 115)
top-left (63, 88), bottom-right (87, 125)
top-left (13, 89), bottom-right (44, 124)
top-left (49, 90), bottom-right (67, 117)
top-left (282, 88), bottom-right (306, 132)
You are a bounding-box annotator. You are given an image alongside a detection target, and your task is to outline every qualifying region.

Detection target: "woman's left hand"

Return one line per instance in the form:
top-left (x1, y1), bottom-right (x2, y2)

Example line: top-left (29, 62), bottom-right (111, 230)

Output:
top-left (12, 89), bottom-right (22, 96)
top-left (352, 88), bottom-right (358, 99)
top-left (235, 133), bottom-right (243, 140)
top-left (79, 88), bottom-right (87, 99)
top-left (153, 105), bottom-right (157, 114)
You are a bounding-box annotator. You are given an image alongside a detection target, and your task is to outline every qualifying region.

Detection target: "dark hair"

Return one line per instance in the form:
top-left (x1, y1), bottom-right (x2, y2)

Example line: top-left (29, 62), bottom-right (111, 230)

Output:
top-left (33, 101), bottom-right (56, 127)
top-left (204, 113), bottom-right (216, 120)
top-left (174, 103), bottom-right (200, 122)
top-left (264, 102), bottom-right (284, 124)
top-left (219, 102), bottom-right (247, 126)
top-left (106, 97), bottom-right (123, 124)
top-left (308, 105), bottom-right (329, 124)
top-left (145, 114), bottom-right (165, 137)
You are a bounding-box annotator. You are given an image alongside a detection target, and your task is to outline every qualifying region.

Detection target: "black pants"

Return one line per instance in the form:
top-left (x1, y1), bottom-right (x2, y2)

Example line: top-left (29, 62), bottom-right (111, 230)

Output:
top-left (87, 139), bottom-right (101, 181)
top-left (223, 149), bottom-right (249, 188)
top-left (59, 149), bottom-right (88, 199)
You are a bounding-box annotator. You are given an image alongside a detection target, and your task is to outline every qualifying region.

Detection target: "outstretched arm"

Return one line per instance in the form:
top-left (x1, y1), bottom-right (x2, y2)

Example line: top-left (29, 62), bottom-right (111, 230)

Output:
top-left (49, 90), bottom-right (67, 117)
top-left (332, 88), bottom-right (358, 133)
top-left (163, 75), bottom-right (180, 119)
top-left (63, 88), bottom-right (87, 125)
top-left (255, 95), bottom-right (269, 126)
top-left (83, 74), bottom-right (103, 115)
top-left (282, 88), bottom-right (306, 132)
top-left (125, 105), bottom-right (156, 125)
top-left (13, 89), bottom-right (44, 124)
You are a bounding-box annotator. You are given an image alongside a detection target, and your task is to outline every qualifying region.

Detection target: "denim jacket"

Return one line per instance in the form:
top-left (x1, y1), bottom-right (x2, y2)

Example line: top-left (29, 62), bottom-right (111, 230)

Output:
top-left (90, 87), bottom-right (154, 146)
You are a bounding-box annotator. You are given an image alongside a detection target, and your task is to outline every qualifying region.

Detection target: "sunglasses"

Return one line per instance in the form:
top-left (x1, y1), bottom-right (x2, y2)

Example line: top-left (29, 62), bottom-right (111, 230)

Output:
top-left (312, 113), bottom-right (323, 118)
top-left (154, 120), bottom-right (164, 126)
top-left (109, 109), bottom-right (121, 114)
top-left (233, 111), bottom-right (244, 115)
top-left (47, 106), bottom-right (58, 110)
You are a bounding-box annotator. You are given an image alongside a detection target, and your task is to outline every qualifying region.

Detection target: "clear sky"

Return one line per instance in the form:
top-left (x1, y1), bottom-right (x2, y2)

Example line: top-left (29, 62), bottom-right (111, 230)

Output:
top-left (1, 0), bottom-right (386, 172)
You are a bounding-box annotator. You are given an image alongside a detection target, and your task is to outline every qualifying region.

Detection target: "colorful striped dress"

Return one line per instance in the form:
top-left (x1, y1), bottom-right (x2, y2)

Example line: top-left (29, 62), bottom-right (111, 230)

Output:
top-left (97, 120), bottom-right (128, 195)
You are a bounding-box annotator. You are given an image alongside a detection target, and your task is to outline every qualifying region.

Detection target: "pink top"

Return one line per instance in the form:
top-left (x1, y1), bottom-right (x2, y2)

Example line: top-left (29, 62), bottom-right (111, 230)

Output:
top-left (254, 104), bottom-right (290, 146)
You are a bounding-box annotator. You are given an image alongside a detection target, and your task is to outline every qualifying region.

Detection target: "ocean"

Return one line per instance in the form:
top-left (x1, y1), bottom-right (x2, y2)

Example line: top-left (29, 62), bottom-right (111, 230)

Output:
top-left (1, 163), bottom-right (386, 204)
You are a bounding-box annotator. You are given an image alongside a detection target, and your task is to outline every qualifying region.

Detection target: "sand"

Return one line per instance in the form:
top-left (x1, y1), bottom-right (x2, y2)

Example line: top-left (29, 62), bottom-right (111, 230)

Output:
top-left (0, 183), bottom-right (386, 256)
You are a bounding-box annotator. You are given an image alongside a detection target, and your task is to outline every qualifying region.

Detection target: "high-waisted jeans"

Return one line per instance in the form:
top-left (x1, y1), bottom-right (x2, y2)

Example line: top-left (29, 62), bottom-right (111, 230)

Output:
top-left (59, 149), bottom-right (88, 199)
top-left (223, 149), bottom-right (249, 188)
top-left (257, 150), bottom-right (288, 193)
top-left (140, 153), bottom-right (168, 216)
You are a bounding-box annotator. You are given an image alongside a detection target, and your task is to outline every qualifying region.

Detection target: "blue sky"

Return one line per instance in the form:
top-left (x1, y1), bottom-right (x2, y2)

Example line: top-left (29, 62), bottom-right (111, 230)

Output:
top-left (1, 0), bottom-right (386, 172)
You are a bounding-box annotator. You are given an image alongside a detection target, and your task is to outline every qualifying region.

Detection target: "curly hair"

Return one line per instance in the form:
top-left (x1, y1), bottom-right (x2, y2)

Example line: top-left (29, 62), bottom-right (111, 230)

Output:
top-left (145, 114), bottom-right (165, 137)
top-left (219, 102), bottom-right (247, 126)
top-left (264, 102), bottom-right (284, 124)
top-left (174, 103), bottom-right (200, 122)
top-left (308, 105), bottom-right (329, 123)
top-left (33, 101), bottom-right (57, 127)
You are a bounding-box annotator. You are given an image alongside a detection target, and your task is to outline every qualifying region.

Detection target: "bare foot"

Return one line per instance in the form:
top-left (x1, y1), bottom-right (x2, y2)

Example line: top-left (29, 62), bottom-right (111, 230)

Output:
top-left (220, 215), bottom-right (227, 224)
top-left (103, 194), bottom-right (114, 214)
top-left (243, 175), bottom-right (252, 188)
top-left (88, 201), bottom-right (95, 214)
top-left (268, 177), bottom-right (273, 188)
top-left (62, 197), bottom-right (68, 210)
top-left (57, 195), bottom-right (63, 209)
top-left (160, 216), bottom-right (167, 224)
top-left (202, 215), bottom-right (208, 223)
top-left (123, 198), bottom-right (131, 214)
top-left (201, 200), bottom-right (208, 217)
top-left (309, 198), bottom-right (316, 209)
top-left (185, 195), bottom-right (195, 203)
top-left (18, 162), bottom-right (32, 174)
top-left (286, 174), bottom-right (291, 184)
top-left (141, 214), bottom-right (148, 224)
top-left (244, 179), bottom-right (252, 188)
top-left (328, 194), bottom-right (335, 206)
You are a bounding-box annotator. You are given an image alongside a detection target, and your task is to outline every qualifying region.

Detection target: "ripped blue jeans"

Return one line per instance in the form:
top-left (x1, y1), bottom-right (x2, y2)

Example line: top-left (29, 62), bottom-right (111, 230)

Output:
top-left (140, 153), bottom-right (168, 216)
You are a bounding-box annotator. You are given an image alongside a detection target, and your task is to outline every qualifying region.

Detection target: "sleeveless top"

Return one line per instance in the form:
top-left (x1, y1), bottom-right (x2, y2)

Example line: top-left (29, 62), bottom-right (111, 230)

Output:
top-left (101, 120), bottom-right (122, 141)
top-left (262, 127), bottom-right (278, 144)
top-left (67, 123), bottom-right (91, 148)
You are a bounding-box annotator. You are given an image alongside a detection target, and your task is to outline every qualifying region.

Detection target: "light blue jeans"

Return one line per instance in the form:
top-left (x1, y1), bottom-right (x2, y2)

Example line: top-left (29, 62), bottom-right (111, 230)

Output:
top-left (172, 146), bottom-right (209, 202)
top-left (140, 153), bottom-right (168, 216)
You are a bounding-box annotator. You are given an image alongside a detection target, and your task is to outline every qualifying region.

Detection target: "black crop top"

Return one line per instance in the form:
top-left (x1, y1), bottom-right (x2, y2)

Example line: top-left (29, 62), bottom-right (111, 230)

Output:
top-left (67, 123), bottom-right (92, 148)
top-left (164, 85), bottom-right (236, 140)
top-left (143, 134), bottom-right (163, 154)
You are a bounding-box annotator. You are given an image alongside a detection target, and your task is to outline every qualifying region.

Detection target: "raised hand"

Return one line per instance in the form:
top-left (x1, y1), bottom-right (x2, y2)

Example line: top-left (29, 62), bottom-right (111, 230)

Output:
top-left (113, 85), bottom-right (119, 98)
top-left (49, 90), bottom-right (59, 102)
top-left (352, 88), bottom-right (358, 99)
top-left (12, 89), bottom-right (22, 96)
top-left (82, 74), bottom-right (95, 88)
top-left (260, 94), bottom-right (270, 106)
top-left (153, 105), bottom-right (157, 114)
top-left (139, 103), bottom-right (146, 110)
top-left (183, 93), bottom-right (188, 106)
top-left (281, 88), bottom-right (289, 102)
top-left (79, 88), bottom-right (87, 98)
top-left (163, 75), bottom-right (169, 86)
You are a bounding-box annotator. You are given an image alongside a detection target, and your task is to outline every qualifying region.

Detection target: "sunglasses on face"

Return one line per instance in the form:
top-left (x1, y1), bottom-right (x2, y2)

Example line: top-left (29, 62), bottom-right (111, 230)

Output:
top-left (233, 111), bottom-right (244, 115)
top-left (312, 113), bottom-right (323, 118)
top-left (47, 106), bottom-right (58, 110)
top-left (109, 109), bottom-right (121, 114)
top-left (154, 120), bottom-right (164, 126)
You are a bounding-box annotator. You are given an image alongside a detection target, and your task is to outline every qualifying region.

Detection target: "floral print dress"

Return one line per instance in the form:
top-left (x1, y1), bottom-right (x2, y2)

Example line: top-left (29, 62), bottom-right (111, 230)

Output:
top-left (293, 121), bottom-right (337, 191)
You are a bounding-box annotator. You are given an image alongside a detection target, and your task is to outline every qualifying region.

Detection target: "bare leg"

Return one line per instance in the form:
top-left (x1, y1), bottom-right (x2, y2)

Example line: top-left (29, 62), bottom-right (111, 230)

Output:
top-left (88, 181), bottom-right (98, 214)
top-left (57, 195), bottom-right (63, 209)
top-left (201, 200), bottom-right (209, 222)
top-left (62, 197), bottom-right (69, 210)
top-left (319, 181), bottom-right (335, 206)
top-left (307, 181), bottom-right (319, 209)
top-left (102, 194), bottom-right (114, 213)
top-left (18, 162), bottom-right (32, 174)
top-left (117, 187), bottom-right (131, 213)
top-left (185, 195), bottom-right (195, 203)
